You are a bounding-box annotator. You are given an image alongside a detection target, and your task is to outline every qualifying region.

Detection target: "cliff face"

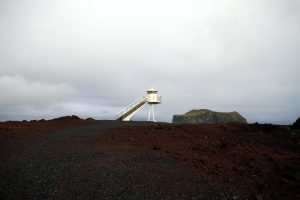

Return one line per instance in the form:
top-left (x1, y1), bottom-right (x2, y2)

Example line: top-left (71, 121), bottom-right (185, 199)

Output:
top-left (172, 109), bottom-right (247, 124)
top-left (292, 118), bottom-right (300, 129)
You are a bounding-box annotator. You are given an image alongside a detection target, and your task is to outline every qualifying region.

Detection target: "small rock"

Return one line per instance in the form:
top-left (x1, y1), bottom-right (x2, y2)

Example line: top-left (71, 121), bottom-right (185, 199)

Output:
top-left (152, 145), bottom-right (161, 150)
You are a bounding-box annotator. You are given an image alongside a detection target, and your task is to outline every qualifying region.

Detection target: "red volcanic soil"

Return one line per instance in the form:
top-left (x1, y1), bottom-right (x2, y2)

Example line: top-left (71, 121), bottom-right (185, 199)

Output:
top-left (1, 117), bottom-right (299, 200)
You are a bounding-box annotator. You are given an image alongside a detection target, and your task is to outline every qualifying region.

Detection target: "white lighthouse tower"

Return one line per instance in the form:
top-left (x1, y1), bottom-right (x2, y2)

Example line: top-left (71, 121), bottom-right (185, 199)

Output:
top-left (116, 87), bottom-right (162, 122)
top-left (146, 87), bottom-right (161, 122)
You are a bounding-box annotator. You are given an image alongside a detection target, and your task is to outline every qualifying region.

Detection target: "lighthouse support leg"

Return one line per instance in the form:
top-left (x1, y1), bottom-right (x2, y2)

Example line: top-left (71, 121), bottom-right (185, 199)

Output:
top-left (152, 105), bottom-right (156, 122)
top-left (148, 104), bottom-right (156, 122)
top-left (148, 105), bottom-right (151, 121)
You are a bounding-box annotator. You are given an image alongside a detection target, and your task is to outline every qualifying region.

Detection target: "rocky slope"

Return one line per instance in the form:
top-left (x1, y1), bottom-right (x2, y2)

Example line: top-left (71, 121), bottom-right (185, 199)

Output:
top-left (1, 117), bottom-right (299, 200)
top-left (173, 109), bottom-right (247, 124)
top-left (292, 117), bottom-right (300, 129)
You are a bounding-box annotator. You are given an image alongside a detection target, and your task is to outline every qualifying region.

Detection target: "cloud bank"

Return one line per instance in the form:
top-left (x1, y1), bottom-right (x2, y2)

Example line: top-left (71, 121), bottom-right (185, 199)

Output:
top-left (0, 75), bottom-right (76, 120)
top-left (0, 0), bottom-right (299, 123)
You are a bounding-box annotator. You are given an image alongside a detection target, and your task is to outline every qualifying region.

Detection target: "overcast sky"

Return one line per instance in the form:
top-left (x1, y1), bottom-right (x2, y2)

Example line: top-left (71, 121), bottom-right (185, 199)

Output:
top-left (0, 0), bottom-right (299, 124)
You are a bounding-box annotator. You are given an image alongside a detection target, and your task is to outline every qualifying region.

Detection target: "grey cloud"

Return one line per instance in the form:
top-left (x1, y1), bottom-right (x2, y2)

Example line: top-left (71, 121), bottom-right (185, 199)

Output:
top-left (0, 75), bottom-right (76, 106)
top-left (0, 75), bottom-right (76, 120)
top-left (0, 0), bottom-right (299, 123)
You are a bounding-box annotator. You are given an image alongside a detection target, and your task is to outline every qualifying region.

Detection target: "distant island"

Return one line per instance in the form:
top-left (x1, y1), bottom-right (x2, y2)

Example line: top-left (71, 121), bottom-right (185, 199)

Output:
top-left (172, 109), bottom-right (247, 124)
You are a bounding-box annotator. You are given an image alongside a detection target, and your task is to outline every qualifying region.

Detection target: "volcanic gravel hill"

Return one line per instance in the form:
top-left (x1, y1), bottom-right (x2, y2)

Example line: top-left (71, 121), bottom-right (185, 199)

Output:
top-left (1, 116), bottom-right (299, 200)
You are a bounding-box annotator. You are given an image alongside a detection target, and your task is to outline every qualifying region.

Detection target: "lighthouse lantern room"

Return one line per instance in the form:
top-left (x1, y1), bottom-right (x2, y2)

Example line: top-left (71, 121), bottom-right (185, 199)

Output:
top-left (147, 87), bottom-right (160, 104)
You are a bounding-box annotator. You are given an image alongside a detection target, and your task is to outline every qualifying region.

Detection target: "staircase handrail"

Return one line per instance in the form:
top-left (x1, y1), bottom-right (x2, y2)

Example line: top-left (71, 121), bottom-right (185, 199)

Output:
top-left (116, 96), bottom-right (147, 118)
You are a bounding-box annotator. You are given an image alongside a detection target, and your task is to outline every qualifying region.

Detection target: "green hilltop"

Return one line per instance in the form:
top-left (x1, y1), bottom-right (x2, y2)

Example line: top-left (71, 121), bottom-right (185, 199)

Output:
top-left (173, 109), bottom-right (247, 124)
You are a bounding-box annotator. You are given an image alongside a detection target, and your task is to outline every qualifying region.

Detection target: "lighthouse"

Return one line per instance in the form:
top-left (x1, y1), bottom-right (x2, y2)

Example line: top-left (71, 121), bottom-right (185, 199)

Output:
top-left (146, 87), bottom-right (161, 121)
top-left (116, 87), bottom-right (162, 122)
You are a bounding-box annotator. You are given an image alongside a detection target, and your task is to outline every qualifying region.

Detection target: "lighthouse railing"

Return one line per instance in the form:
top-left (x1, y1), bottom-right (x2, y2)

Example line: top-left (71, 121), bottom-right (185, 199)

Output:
top-left (158, 96), bottom-right (162, 103)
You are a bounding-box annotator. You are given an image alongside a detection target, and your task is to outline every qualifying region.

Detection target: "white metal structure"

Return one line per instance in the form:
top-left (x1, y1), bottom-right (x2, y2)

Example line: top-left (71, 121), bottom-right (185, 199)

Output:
top-left (116, 87), bottom-right (161, 121)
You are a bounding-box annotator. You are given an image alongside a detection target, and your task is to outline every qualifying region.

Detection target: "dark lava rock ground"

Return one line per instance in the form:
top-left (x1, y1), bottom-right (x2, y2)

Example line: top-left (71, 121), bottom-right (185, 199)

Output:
top-left (1, 117), bottom-right (299, 200)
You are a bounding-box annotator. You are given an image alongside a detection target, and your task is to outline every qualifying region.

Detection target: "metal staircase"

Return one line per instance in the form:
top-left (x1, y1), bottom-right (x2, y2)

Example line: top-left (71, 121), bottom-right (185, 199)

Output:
top-left (116, 96), bottom-right (148, 121)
